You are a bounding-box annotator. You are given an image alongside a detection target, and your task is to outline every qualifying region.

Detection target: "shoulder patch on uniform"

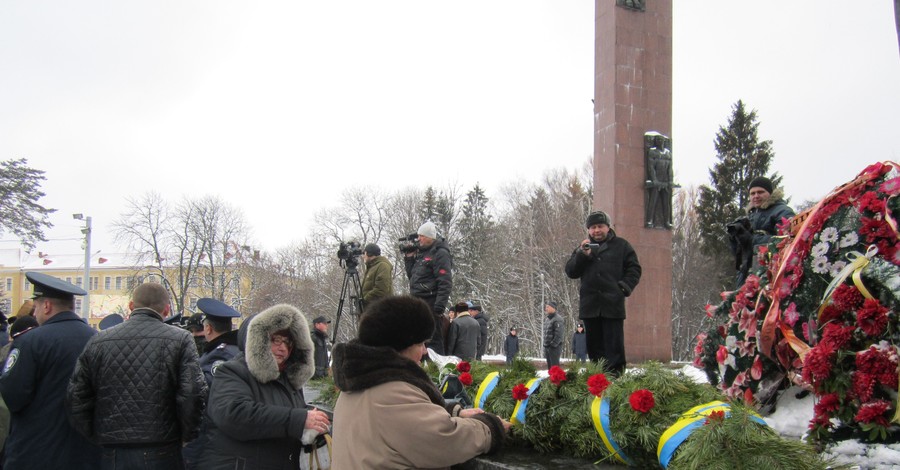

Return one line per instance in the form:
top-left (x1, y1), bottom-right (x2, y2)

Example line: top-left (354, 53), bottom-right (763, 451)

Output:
top-left (216, 343), bottom-right (226, 350)
top-left (3, 349), bottom-right (19, 374)
top-left (211, 360), bottom-right (225, 376)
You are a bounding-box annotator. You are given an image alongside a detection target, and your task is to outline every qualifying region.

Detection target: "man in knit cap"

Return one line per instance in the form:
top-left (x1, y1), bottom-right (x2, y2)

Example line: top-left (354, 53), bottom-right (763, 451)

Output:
top-left (739, 176), bottom-right (795, 286)
top-left (404, 221), bottom-right (453, 356)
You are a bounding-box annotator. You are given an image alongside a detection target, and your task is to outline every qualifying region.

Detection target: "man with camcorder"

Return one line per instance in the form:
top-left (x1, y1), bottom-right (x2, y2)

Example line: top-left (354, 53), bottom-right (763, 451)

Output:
top-left (403, 221), bottom-right (453, 356)
top-left (564, 211), bottom-right (641, 376)
top-left (730, 176), bottom-right (795, 287)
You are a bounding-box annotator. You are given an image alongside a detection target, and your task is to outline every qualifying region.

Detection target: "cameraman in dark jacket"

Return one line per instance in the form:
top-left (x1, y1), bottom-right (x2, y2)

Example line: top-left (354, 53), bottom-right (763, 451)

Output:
top-left (565, 211), bottom-right (641, 376)
top-left (67, 282), bottom-right (207, 469)
top-left (404, 221), bottom-right (453, 356)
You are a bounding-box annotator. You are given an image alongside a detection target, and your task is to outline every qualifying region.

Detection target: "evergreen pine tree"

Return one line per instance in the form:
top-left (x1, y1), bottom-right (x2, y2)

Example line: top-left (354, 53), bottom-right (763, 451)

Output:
top-left (0, 158), bottom-right (55, 250)
top-left (697, 100), bottom-right (782, 281)
top-left (456, 184), bottom-right (494, 298)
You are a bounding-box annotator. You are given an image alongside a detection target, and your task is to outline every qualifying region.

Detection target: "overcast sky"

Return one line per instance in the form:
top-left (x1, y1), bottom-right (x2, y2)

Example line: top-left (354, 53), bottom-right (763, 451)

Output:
top-left (1, 1), bottom-right (898, 257)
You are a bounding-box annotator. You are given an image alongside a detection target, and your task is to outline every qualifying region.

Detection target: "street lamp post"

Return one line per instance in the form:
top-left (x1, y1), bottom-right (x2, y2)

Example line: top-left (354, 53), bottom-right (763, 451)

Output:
top-left (73, 214), bottom-right (92, 320)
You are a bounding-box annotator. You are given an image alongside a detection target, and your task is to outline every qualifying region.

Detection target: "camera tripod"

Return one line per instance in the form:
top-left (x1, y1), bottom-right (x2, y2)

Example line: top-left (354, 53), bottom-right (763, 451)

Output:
top-left (332, 261), bottom-right (363, 343)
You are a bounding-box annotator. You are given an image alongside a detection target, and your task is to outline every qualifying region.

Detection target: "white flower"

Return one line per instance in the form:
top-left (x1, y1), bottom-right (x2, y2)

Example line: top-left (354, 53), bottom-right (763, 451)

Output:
top-left (830, 260), bottom-right (848, 277)
top-left (811, 242), bottom-right (830, 258)
top-left (820, 227), bottom-right (839, 243)
top-left (812, 256), bottom-right (830, 274)
top-left (725, 335), bottom-right (737, 351)
top-left (839, 231), bottom-right (859, 248)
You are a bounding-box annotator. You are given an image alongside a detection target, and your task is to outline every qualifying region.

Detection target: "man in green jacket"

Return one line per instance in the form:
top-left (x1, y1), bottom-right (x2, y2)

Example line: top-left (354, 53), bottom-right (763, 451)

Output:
top-left (362, 244), bottom-right (393, 310)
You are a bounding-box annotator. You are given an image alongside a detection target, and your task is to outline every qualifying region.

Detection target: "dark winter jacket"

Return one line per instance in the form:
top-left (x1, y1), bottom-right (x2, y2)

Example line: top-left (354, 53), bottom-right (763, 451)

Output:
top-left (473, 311), bottom-right (489, 359)
top-left (199, 330), bottom-right (240, 386)
top-left (503, 334), bottom-right (519, 360)
top-left (543, 313), bottom-right (564, 349)
top-left (572, 331), bottom-right (587, 357)
top-left (67, 308), bottom-right (207, 446)
top-left (362, 255), bottom-right (393, 306)
top-left (446, 313), bottom-right (480, 360)
top-left (564, 229), bottom-right (642, 320)
top-left (200, 304), bottom-right (315, 470)
top-left (404, 239), bottom-right (453, 314)
top-left (1, 311), bottom-right (101, 469)
top-left (747, 188), bottom-right (795, 250)
top-left (311, 328), bottom-right (330, 378)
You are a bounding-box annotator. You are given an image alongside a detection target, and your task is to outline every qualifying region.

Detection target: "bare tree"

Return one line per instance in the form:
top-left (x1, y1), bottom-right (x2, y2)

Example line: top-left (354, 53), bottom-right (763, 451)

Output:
top-left (671, 186), bottom-right (720, 361)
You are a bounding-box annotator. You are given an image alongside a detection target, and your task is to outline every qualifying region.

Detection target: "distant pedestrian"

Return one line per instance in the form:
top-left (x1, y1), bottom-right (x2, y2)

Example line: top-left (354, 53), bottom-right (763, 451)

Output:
top-left (543, 301), bottom-right (564, 369)
top-left (311, 315), bottom-right (332, 378)
top-left (0, 272), bottom-right (101, 469)
top-left (572, 324), bottom-right (587, 362)
top-left (67, 282), bottom-right (207, 470)
top-left (503, 328), bottom-right (519, 365)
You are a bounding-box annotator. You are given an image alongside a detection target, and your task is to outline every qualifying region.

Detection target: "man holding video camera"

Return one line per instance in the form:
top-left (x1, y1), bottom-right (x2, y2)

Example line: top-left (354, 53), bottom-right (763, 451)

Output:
top-left (564, 211), bottom-right (641, 376)
top-left (404, 221), bottom-right (453, 356)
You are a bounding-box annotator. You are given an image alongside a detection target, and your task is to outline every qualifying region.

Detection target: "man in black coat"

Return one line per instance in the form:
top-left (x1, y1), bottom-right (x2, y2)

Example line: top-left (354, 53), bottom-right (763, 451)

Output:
top-left (0, 272), bottom-right (101, 469)
top-left (67, 282), bottom-right (206, 470)
top-left (503, 328), bottom-right (519, 365)
top-left (311, 315), bottom-right (331, 378)
top-left (565, 211), bottom-right (642, 376)
top-left (404, 221), bottom-right (453, 355)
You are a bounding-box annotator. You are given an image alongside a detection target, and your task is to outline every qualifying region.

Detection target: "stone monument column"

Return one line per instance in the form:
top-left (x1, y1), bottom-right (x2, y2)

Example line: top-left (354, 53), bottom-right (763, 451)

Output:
top-left (593, 0), bottom-right (672, 362)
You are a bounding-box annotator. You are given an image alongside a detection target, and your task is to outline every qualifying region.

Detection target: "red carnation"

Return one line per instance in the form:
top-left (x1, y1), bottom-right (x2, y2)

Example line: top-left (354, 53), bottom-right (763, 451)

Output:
top-left (587, 373), bottom-right (610, 397)
top-left (814, 393), bottom-right (841, 416)
top-left (548, 366), bottom-right (567, 386)
top-left (512, 383), bottom-right (529, 401)
top-left (820, 322), bottom-right (854, 350)
top-left (832, 284), bottom-right (863, 312)
top-left (802, 342), bottom-right (836, 387)
top-left (456, 361), bottom-right (471, 373)
top-left (819, 304), bottom-right (845, 324)
top-left (854, 400), bottom-right (892, 427)
top-left (629, 389), bottom-right (655, 413)
top-left (856, 298), bottom-right (889, 336)
top-left (860, 216), bottom-right (892, 243)
top-left (704, 409), bottom-right (725, 425)
top-left (459, 372), bottom-right (473, 386)
top-left (857, 191), bottom-right (886, 214)
top-left (852, 372), bottom-right (876, 403)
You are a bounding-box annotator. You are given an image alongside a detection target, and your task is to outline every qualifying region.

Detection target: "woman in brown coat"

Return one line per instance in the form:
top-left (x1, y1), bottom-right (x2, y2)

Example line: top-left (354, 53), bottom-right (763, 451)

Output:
top-left (331, 296), bottom-right (509, 469)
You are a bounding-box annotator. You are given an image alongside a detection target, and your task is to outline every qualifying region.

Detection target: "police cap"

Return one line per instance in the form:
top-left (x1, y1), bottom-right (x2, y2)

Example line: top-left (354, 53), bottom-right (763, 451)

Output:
top-left (196, 298), bottom-right (241, 321)
top-left (98, 313), bottom-right (124, 330)
top-left (26, 271), bottom-right (86, 301)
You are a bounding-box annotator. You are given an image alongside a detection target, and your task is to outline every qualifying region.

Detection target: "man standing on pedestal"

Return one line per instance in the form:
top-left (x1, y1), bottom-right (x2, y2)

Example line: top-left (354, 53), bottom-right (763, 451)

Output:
top-left (565, 211), bottom-right (642, 376)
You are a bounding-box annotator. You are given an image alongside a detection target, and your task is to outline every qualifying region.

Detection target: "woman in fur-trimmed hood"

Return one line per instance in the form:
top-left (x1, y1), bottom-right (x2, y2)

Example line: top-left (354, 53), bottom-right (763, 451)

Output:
top-left (199, 304), bottom-right (331, 470)
top-left (331, 296), bottom-right (509, 470)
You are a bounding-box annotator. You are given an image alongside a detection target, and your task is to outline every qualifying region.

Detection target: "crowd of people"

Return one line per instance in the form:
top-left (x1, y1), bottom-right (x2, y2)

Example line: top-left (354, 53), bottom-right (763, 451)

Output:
top-left (0, 183), bottom-right (792, 468)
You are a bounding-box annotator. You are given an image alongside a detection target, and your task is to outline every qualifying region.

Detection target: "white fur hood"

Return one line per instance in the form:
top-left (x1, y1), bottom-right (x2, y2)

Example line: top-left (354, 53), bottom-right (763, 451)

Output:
top-left (243, 303), bottom-right (315, 389)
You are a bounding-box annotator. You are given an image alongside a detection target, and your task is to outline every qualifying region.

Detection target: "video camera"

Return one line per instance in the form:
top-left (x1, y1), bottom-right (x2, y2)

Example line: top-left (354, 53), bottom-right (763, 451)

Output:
top-left (337, 241), bottom-right (363, 268)
top-left (398, 233), bottom-right (419, 254)
top-left (725, 217), bottom-right (751, 237)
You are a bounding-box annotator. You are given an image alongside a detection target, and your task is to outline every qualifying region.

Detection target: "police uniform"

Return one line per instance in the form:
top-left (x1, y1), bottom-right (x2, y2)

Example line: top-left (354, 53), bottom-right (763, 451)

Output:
top-left (183, 298), bottom-right (241, 470)
top-left (195, 298), bottom-right (241, 386)
top-left (0, 272), bottom-right (101, 469)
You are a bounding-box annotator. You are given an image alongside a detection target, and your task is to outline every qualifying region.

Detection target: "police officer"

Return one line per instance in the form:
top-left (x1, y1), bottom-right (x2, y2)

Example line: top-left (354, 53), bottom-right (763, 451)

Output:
top-left (311, 315), bottom-right (331, 379)
top-left (196, 298), bottom-right (241, 385)
top-left (0, 272), bottom-right (101, 469)
top-left (183, 298), bottom-right (241, 470)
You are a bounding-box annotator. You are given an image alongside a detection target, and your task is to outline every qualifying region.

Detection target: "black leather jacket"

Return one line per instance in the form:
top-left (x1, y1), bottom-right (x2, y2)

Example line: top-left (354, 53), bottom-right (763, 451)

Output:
top-left (67, 309), bottom-right (207, 445)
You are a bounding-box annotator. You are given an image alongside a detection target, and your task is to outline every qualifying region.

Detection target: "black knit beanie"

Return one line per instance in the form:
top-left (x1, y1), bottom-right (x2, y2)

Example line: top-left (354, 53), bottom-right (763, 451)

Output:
top-left (748, 176), bottom-right (774, 194)
top-left (358, 296), bottom-right (435, 351)
top-left (585, 211), bottom-right (611, 228)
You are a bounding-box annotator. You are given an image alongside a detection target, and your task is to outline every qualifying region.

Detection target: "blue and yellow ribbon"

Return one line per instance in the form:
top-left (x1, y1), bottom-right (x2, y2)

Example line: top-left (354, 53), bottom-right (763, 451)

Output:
top-left (510, 377), bottom-right (542, 425)
top-left (473, 371), bottom-right (500, 410)
top-left (591, 396), bottom-right (633, 466)
top-left (657, 401), bottom-right (766, 468)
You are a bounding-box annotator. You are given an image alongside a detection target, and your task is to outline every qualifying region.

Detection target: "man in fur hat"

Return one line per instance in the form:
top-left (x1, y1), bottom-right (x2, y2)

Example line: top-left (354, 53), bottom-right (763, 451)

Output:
top-left (331, 296), bottom-right (509, 469)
